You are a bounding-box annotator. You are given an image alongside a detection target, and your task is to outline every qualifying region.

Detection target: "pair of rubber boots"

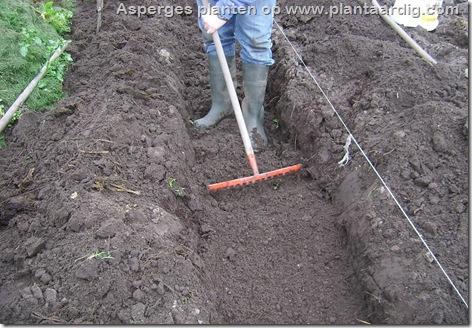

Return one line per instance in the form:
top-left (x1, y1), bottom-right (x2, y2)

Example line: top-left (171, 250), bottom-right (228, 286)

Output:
top-left (194, 55), bottom-right (268, 151)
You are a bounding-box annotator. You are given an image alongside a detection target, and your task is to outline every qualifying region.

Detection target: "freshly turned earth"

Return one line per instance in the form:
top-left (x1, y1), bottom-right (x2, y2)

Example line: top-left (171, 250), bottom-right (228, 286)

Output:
top-left (0, 0), bottom-right (468, 324)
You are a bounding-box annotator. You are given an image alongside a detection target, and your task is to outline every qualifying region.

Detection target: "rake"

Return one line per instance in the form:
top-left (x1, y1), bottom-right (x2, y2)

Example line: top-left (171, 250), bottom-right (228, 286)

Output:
top-left (204, 9), bottom-right (302, 192)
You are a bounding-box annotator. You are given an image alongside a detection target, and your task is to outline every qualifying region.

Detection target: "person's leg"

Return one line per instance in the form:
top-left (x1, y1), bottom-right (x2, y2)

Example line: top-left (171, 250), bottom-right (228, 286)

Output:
top-left (194, 0), bottom-right (237, 129)
top-left (235, 0), bottom-right (275, 66)
top-left (235, 0), bottom-right (276, 150)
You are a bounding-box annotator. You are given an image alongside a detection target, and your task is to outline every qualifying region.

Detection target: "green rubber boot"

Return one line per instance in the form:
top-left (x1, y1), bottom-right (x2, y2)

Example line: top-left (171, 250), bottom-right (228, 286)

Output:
top-left (242, 63), bottom-right (269, 151)
top-left (194, 55), bottom-right (236, 129)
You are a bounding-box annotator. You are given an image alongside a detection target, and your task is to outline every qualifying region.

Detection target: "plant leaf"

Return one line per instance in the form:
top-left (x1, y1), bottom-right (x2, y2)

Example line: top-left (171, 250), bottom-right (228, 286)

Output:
top-left (20, 45), bottom-right (28, 57)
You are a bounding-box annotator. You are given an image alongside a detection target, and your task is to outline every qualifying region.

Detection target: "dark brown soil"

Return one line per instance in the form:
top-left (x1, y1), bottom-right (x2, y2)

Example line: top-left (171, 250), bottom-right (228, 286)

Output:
top-left (271, 0), bottom-right (469, 323)
top-left (0, 0), bottom-right (468, 324)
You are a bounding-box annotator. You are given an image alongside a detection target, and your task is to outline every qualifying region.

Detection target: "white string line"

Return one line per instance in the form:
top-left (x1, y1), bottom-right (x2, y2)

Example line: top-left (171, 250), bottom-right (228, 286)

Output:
top-left (273, 19), bottom-right (469, 309)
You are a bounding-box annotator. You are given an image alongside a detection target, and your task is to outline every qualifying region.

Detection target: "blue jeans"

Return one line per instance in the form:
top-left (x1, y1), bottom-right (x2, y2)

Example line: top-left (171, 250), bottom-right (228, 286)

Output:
top-left (197, 0), bottom-right (276, 66)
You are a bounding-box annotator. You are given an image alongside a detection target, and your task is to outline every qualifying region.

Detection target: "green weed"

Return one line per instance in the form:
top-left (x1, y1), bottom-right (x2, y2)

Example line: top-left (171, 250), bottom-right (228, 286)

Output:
top-left (74, 249), bottom-right (113, 264)
top-left (272, 118), bottom-right (280, 129)
top-left (0, 99), bottom-right (20, 148)
top-left (87, 250), bottom-right (113, 260)
top-left (167, 177), bottom-right (186, 198)
top-left (181, 295), bottom-right (191, 304)
top-left (36, 1), bottom-right (73, 35)
top-left (19, 27), bottom-right (45, 59)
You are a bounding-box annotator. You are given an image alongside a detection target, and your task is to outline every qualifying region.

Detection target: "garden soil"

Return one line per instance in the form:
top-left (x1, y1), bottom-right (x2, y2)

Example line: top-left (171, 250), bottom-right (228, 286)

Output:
top-left (0, 0), bottom-right (468, 324)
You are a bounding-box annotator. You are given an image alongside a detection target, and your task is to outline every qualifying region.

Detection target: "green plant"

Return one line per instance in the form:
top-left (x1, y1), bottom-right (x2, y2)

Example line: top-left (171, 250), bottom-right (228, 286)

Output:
top-left (46, 49), bottom-right (73, 82)
top-left (272, 118), bottom-right (280, 129)
top-left (0, 98), bottom-right (20, 137)
top-left (181, 295), bottom-right (191, 304)
top-left (88, 250), bottom-right (113, 260)
top-left (8, 109), bottom-right (22, 126)
top-left (16, 27), bottom-right (72, 91)
top-left (167, 177), bottom-right (186, 198)
top-left (19, 27), bottom-right (44, 59)
top-left (0, 100), bottom-right (5, 117)
top-left (36, 1), bottom-right (73, 35)
top-left (28, 41), bottom-right (73, 109)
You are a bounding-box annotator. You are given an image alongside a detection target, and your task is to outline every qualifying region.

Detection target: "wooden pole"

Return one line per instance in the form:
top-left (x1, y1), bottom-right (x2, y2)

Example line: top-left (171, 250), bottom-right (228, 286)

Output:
top-left (371, 0), bottom-right (437, 66)
top-left (96, 0), bottom-right (103, 33)
top-left (0, 41), bottom-right (71, 134)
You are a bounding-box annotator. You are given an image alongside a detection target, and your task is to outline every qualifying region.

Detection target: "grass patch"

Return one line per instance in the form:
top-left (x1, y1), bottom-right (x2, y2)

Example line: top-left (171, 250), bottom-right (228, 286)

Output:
top-left (0, 0), bottom-right (74, 147)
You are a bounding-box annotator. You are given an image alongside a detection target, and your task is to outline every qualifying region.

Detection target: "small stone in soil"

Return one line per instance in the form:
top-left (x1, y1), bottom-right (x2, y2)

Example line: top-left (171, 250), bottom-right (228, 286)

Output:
top-left (171, 309), bottom-right (185, 324)
top-left (31, 285), bottom-right (43, 299)
top-left (44, 288), bottom-right (57, 304)
top-left (432, 310), bottom-right (444, 324)
top-left (428, 182), bottom-right (438, 190)
top-left (414, 176), bottom-right (432, 187)
top-left (400, 169), bottom-right (411, 180)
top-left (156, 282), bottom-right (165, 295)
top-left (429, 195), bottom-right (440, 205)
top-left (75, 260), bottom-right (99, 281)
top-left (95, 220), bottom-right (117, 239)
top-left (129, 258), bottom-right (140, 272)
top-left (40, 272), bottom-right (52, 284)
top-left (449, 184), bottom-right (460, 194)
top-left (144, 164), bottom-right (166, 182)
top-left (133, 289), bottom-right (145, 301)
top-left (455, 203), bottom-right (465, 213)
top-left (125, 209), bottom-right (148, 223)
top-left (34, 268), bottom-right (46, 279)
top-left (131, 302), bottom-right (146, 322)
top-left (225, 247), bottom-right (236, 261)
top-left (26, 237), bottom-right (46, 257)
top-left (20, 287), bottom-right (33, 299)
top-left (424, 252), bottom-right (434, 263)
top-left (118, 308), bottom-right (131, 323)
top-left (200, 224), bottom-right (212, 234)
top-left (422, 222), bottom-right (438, 236)
top-left (157, 258), bottom-right (171, 274)
top-left (432, 132), bottom-right (449, 153)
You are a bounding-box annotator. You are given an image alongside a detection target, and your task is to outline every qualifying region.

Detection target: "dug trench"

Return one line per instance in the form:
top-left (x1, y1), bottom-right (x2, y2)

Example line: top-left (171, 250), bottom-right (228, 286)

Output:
top-left (0, 0), bottom-right (468, 324)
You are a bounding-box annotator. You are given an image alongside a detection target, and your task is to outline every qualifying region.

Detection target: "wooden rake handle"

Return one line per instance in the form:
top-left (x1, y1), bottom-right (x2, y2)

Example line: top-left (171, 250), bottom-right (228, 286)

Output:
top-left (201, 0), bottom-right (259, 175)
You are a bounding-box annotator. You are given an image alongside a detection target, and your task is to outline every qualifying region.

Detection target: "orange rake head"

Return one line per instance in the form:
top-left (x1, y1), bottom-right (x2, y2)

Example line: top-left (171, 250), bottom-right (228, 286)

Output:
top-left (207, 164), bottom-right (303, 192)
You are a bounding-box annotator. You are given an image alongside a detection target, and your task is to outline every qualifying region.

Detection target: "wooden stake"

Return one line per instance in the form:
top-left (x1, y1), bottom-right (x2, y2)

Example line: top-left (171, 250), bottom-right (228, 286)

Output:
top-left (96, 0), bottom-right (104, 33)
top-left (371, 0), bottom-right (437, 66)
